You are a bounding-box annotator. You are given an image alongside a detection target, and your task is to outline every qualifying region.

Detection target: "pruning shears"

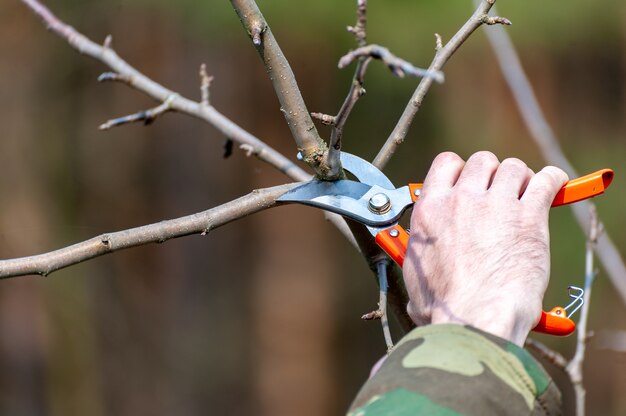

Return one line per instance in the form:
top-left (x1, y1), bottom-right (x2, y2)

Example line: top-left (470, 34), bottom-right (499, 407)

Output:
top-left (279, 152), bottom-right (614, 336)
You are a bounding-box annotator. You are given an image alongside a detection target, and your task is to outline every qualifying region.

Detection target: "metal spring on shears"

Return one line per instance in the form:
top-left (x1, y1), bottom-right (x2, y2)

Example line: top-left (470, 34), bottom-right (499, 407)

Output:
top-left (563, 286), bottom-right (584, 317)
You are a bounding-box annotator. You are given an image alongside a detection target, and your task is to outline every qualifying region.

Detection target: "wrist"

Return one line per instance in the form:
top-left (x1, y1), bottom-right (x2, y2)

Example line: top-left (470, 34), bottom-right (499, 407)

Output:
top-left (430, 302), bottom-right (536, 346)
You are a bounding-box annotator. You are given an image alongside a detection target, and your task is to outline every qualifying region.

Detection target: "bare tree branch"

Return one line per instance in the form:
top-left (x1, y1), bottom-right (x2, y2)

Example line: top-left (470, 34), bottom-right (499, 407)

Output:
top-left (99, 93), bottom-right (178, 130)
top-left (0, 184), bottom-right (298, 278)
top-left (231, 0), bottom-right (417, 333)
top-left (346, 221), bottom-right (414, 332)
top-left (322, 1), bottom-right (373, 171)
top-left (327, 58), bottom-right (370, 156)
top-left (323, 0), bottom-right (440, 189)
top-left (347, 0), bottom-right (368, 47)
top-left (230, 0), bottom-right (341, 179)
top-left (373, 0), bottom-right (498, 169)
top-left (480, 3), bottom-right (626, 305)
top-left (376, 260), bottom-right (394, 352)
top-left (566, 207), bottom-right (600, 416)
top-left (322, 0), bottom-right (442, 199)
top-left (339, 45), bottom-right (444, 82)
top-left (361, 309), bottom-right (383, 320)
top-left (20, 0), bottom-right (309, 183)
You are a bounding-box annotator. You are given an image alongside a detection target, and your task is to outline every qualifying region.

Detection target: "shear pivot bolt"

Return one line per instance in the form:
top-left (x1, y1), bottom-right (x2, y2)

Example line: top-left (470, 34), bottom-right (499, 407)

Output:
top-left (369, 193), bottom-right (391, 214)
top-left (389, 229), bottom-right (399, 238)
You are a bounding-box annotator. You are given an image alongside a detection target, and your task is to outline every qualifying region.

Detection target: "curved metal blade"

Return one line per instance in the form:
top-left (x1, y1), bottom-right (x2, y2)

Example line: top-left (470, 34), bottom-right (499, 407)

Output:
top-left (278, 180), bottom-right (412, 227)
top-left (340, 152), bottom-right (394, 190)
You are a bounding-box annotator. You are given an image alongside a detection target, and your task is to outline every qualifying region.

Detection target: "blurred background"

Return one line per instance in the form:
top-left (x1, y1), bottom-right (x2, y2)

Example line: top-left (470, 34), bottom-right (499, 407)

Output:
top-left (0, 0), bottom-right (625, 414)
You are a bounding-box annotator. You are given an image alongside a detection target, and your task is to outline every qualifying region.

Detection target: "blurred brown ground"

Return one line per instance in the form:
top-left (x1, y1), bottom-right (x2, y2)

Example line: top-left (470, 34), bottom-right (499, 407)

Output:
top-left (0, 1), bottom-right (625, 415)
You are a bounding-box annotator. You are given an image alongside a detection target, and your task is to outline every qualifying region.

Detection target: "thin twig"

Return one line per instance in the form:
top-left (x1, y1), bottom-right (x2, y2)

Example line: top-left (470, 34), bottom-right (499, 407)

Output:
top-left (339, 45), bottom-right (444, 82)
top-left (376, 260), bottom-right (394, 352)
top-left (97, 71), bottom-right (131, 83)
top-left (334, 58), bottom-right (370, 128)
top-left (347, 0), bottom-right (367, 47)
top-left (199, 63), bottom-right (214, 107)
top-left (345, 220), bottom-right (414, 333)
top-left (361, 309), bottom-right (383, 320)
top-left (324, 0), bottom-right (373, 182)
top-left (99, 93), bottom-right (178, 129)
top-left (230, 0), bottom-right (339, 179)
top-left (326, 58), bottom-right (371, 167)
top-left (373, 0), bottom-right (498, 169)
top-left (526, 208), bottom-right (601, 416)
top-left (0, 184), bottom-right (298, 278)
top-left (480, 2), bottom-right (626, 305)
top-left (566, 206), bottom-right (600, 416)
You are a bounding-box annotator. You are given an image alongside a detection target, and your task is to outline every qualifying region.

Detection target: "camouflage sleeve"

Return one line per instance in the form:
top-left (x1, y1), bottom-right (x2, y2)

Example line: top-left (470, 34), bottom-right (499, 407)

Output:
top-left (348, 324), bottom-right (561, 416)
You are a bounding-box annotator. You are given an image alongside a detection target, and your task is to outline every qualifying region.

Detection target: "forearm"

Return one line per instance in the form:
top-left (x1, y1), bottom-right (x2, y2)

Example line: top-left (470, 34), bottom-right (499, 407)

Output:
top-left (348, 324), bottom-right (561, 415)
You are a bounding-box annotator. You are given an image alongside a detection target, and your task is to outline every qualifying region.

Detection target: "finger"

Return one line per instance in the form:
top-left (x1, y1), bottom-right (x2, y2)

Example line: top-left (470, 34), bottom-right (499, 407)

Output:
top-left (521, 166), bottom-right (569, 209)
top-left (421, 152), bottom-right (465, 194)
top-left (454, 151), bottom-right (500, 191)
top-left (520, 167), bottom-right (535, 196)
top-left (489, 158), bottom-right (533, 198)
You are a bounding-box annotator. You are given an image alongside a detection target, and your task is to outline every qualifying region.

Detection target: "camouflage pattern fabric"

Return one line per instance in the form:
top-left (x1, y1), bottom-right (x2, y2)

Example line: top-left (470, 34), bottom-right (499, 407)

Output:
top-left (348, 324), bottom-right (561, 415)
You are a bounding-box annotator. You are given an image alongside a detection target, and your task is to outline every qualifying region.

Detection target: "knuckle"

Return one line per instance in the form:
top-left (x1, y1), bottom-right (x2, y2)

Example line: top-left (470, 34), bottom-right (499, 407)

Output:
top-left (433, 151), bottom-right (464, 166)
top-left (469, 150), bottom-right (498, 164)
top-left (501, 157), bottom-right (527, 170)
top-left (466, 151), bottom-right (500, 172)
top-left (540, 166), bottom-right (569, 185)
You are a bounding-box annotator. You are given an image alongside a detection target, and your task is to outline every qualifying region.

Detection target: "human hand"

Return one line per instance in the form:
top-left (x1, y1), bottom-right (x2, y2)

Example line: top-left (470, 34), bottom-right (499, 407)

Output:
top-left (402, 151), bottom-right (569, 346)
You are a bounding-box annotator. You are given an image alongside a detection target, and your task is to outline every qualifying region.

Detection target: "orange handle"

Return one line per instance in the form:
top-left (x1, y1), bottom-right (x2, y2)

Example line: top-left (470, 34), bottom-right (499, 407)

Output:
top-left (408, 169), bottom-right (614, 207)
top-left (409, 183), bottom-right (423, 202)
top-left (551, 169), bottom-right (614, 207)
top-left (375, 225), bottom-right (409, 268)
top-left (532, 307), bottom-right (576, 336)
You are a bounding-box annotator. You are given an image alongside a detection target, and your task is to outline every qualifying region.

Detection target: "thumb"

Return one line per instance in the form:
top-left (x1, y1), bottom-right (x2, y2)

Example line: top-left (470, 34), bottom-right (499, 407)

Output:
top-left (522, 166), bottom-right (569, 209)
